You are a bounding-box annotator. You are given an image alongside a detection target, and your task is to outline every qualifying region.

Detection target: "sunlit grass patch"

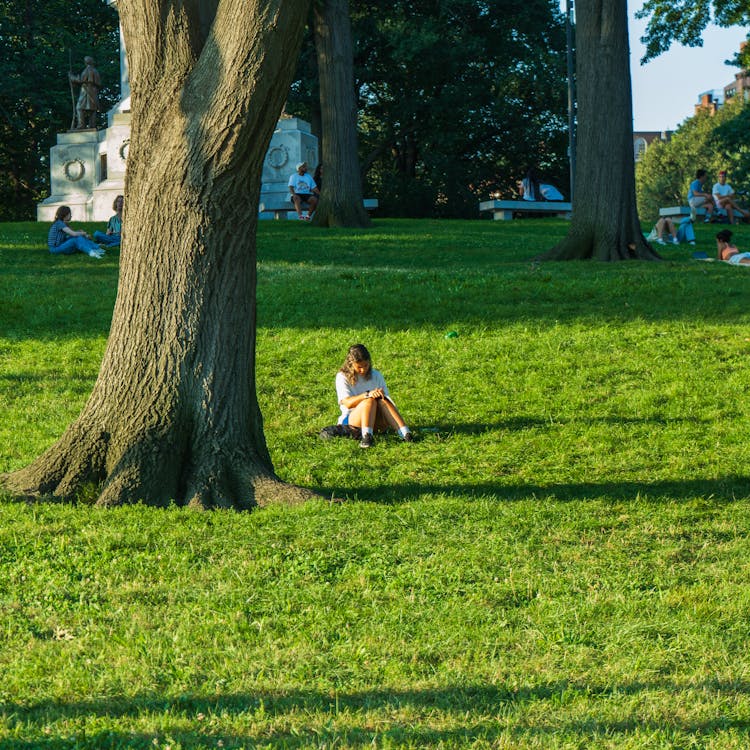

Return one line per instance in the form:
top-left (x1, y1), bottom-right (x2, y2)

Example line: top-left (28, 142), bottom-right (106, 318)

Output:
top-left (2, 218), bottom-right (750, 748)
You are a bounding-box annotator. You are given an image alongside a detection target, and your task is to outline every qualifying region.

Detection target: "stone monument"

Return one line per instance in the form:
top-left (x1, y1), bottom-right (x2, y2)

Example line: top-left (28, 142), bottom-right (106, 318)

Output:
top-left (258, 117), bottom-right (319, 219)
top-left (37, 6), bottom-right (317, 222)
top-left (36, 20), bottom-right (132, 223)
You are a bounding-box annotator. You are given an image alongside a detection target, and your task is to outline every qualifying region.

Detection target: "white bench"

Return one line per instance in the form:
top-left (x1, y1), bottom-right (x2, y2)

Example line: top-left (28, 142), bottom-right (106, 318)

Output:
top-left (479, 199), bottom-right (572, 221)
top-left (659, 206), bottom-right (707, 221)
top-left (259, 197), bottom-right (379, 220)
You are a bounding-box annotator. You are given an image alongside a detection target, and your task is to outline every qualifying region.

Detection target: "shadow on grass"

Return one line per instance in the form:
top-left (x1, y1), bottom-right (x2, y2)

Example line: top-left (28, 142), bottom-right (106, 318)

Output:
top-left (2, 681), bottom-right (749, 747)
top-left (5, 222), bottom-right (750, 343)
top-left (314, 475), bottom-right (750, 504)
top-left (422, 414), bottom-right (713, 434)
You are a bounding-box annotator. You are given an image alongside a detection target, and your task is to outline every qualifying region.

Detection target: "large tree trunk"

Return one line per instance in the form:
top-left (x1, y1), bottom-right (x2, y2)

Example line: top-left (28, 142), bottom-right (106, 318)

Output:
top-left (540, 0), bottom-right (660, 261)
top-left (311, 0), bottom-right (371, 227)
top-left (2, 0), bottom-right (314, 509)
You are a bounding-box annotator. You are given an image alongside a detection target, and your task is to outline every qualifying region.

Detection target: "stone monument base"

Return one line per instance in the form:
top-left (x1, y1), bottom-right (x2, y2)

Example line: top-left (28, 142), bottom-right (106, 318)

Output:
top-left (258, 117), bottom-right (319, 220)
top-left (37, 114), bottom-right (319, 223)
top-left (37, 112), bottom-right (131, 222)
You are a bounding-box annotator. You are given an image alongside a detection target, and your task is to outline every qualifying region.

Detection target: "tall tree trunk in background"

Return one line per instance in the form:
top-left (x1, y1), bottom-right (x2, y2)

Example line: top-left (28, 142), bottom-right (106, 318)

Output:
top-left (540, 0), bottom-right (660, 261)
top-left (312, 0), bottom-right (371, 227)
top-left (2, 0), bottom-right (313, 509)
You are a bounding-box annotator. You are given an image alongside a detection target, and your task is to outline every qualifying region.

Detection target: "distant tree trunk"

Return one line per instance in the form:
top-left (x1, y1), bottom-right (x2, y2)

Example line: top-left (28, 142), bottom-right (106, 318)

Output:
top-left (311, 0), bottom-right (371, 227)
top-left (2, 0), bottom-right (314, 509)
top-left (540, 0), bottom-right (660, 261)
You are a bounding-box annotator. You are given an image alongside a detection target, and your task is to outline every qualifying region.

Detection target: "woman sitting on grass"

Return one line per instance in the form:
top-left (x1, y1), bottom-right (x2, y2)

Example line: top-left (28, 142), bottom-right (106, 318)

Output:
top-left (93, 194), bottom-right (123, 246)
top-left (336, 344), bottom-right (413, 449)
top-left (47, 205), bottom-right (104, 258)
top-left (648, 217), bottom-right (679, 245)
top-left (716, 229), bottom-right (750, 265)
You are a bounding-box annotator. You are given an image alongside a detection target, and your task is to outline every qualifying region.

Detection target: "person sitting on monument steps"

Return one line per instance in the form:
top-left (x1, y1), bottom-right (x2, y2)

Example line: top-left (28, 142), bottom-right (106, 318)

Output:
top-left (69, 56), bottom-right (101, 130)
top-left (47, 206), bottom-right (105, 259)
top-left (93, 195), bottom-right (123, 246)
top-left (288, 161), bottom-right (320, 220)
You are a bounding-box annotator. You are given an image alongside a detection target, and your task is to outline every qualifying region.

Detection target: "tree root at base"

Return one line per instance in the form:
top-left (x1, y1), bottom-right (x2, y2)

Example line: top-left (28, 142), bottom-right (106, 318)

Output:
top-left (1, 432), bottom-right (319, 510)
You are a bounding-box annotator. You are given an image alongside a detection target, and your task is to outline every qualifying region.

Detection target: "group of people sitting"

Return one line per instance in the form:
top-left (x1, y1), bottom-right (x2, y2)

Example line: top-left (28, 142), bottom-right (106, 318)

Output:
top-left (647, 168), bottom-right (749, 250)
top-left (47, 195), bottom-right (123, 259)
top-left (688, 169), bottom-right (749, 224)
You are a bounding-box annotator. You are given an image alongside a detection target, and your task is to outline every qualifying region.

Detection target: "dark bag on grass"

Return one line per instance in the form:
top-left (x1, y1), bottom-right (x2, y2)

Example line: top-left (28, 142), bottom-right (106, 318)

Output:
top-left (319, 424), bottom-right (361, 440)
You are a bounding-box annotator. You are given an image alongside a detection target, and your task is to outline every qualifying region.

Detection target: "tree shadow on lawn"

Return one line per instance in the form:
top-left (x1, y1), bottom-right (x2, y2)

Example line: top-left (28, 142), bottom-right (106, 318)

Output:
top-left (315, 475), bottom-right (750, 505)
top-left (422, 415), bottom-right (712, 434)
top-left (3, 680), bottom-right (750, 747)
top-left (6, 234), bottom-right (750, 343)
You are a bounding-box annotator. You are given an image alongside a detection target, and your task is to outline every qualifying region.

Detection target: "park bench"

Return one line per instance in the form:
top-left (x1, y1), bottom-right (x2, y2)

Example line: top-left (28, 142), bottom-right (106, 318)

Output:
top-left (658, 206), bottom-right (707, 221)
top-left (479, 199), bottom-right (572, 221)
top-left (259, 197), bottom-right (379, 220)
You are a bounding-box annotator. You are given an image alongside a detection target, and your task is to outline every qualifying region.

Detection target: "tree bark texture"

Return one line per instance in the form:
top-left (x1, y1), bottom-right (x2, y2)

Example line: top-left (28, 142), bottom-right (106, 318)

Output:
top-left (2, 0), bottom-right (314, 509)
top-left (541, 0), bottom-right (660, 261)
top-left (311, 0), bottom-right (371, 227)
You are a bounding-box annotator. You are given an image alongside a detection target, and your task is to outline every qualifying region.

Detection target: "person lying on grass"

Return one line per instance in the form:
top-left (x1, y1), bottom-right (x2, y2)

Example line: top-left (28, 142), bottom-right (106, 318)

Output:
top-left (716, 229), bottom-right (750, 265)
top-left (335, 343), bottom-right (413, 449)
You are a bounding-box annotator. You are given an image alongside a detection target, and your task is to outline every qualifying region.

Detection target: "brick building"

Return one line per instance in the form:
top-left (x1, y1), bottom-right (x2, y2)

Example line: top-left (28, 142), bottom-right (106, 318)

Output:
top-left (695, 43), bottom-right (749, 116)
top-left (633, 131), bottom-right (672, 162)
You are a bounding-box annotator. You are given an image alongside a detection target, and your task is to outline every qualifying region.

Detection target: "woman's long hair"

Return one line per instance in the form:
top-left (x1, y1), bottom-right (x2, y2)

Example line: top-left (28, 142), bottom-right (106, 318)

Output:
top-left (524, 168), bottom-right (541, 201)
top-left (340, 344), bottom-right (372, 385)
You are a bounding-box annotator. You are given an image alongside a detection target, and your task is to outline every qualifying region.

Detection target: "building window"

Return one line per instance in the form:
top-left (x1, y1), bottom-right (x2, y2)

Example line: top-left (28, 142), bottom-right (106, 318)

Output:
top-left (634, 138), bottom-right (647, 161)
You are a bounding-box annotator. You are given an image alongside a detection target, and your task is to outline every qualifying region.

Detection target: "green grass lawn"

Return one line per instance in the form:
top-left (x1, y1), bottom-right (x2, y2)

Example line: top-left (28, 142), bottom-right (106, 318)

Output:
top-left (2, 218), bottom-right (750, 748)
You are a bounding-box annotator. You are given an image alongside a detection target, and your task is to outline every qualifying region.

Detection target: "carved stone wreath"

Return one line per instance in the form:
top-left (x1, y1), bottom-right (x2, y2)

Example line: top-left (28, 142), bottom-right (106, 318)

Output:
top-left (267, 146), bottom-right (288, 170)
top-left (63, 159), bottom-right (86, 182)
top-left (119, 140), bottom-right (130, 161)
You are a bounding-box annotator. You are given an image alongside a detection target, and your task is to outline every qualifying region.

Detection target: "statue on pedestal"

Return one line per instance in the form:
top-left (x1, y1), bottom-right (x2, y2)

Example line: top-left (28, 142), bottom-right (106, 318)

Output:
top-left (69, 56), bottom-right (101, 129)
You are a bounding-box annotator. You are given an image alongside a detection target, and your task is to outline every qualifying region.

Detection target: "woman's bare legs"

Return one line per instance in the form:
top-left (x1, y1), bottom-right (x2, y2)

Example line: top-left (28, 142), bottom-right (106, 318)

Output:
top-left (347, 397), bottom-right (412, 446)
top-left (347, 397), bottom-right (379, 447)
top-left (377, 399), bottom-right (406, 430)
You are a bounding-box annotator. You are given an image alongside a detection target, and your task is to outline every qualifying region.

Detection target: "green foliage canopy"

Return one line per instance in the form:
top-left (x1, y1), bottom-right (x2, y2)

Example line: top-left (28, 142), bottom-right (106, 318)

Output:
top-left (0, 0), bottom-right (119, 220)
top-left (289, 0), bottom-right (569, 218)
top-left (636, 0), bottom-right (750, 66)
top-left (635, 97), bottom-right (750, 220)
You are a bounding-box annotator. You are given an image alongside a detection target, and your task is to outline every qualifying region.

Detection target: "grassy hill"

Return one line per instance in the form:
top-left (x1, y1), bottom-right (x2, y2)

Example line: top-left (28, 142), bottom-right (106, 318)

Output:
top-left (1, 218), bottom-right (750, 748)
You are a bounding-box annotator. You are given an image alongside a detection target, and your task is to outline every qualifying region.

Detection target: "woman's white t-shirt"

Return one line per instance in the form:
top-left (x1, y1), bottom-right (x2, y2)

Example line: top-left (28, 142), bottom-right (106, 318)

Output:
top-left (335, 369), bottom-right (389, 424)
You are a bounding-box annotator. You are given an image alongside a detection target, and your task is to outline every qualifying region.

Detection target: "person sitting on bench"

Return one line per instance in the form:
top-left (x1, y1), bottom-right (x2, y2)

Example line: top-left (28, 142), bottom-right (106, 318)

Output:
top-left (688, 169), bottom-right (715, 223)
top-left (712, 170), bottom-right (750, 225)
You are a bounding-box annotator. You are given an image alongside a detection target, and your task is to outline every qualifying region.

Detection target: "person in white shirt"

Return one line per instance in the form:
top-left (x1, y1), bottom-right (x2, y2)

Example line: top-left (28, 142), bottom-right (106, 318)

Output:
top-left (335, 344), bottom-right (413, 449)
top-left (288, 162), bottom-right (320, 220)
top-left (712, 170), bottom-right (749, 224)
